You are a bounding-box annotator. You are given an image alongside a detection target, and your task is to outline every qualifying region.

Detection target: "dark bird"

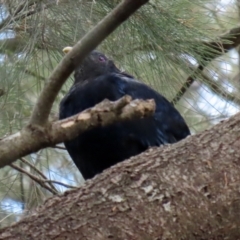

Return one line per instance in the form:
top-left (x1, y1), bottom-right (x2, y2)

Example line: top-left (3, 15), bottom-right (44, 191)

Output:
top-left (59, 48), bottom-right (190, 180)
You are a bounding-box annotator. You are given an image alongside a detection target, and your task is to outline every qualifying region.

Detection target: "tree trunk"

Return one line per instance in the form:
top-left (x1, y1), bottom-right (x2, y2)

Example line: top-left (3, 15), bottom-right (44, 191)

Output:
top-left (1, 112), bottom-right (240, 240)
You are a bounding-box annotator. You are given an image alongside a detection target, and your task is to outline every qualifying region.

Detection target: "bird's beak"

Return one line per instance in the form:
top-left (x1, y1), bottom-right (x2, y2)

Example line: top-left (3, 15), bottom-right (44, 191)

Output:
top-left (63, 46), bottom-right (73, 54)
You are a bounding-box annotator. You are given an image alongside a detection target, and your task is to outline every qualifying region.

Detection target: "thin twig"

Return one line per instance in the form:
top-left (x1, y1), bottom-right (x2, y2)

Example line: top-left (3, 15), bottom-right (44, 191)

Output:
top-left (23, 69), bottom-right (45, 81)
top-left (19, 161), bottom-right (25, 210)
top-left (10, 163), bottom-right (58, 195)
top-left (44, 180), bottom-right (77, 189)
top-left (20, 158), bottom-right (58, 193)
top-left (200, 70), bottom-right (240, 106)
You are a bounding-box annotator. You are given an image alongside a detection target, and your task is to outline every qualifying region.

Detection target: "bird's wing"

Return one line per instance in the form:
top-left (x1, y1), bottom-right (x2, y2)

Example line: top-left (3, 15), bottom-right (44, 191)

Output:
top-left (112, 74), bottom-right (191, 143)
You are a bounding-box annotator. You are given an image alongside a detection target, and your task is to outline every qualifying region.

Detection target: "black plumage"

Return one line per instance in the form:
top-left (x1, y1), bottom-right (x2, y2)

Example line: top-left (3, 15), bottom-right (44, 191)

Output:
top-left (59, 50), bottom-right (190, 180)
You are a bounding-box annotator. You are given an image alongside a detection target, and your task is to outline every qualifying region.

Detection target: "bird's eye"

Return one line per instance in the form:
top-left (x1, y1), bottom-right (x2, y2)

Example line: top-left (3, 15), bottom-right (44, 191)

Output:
top-left (98, 56), bottom-right (106, 62)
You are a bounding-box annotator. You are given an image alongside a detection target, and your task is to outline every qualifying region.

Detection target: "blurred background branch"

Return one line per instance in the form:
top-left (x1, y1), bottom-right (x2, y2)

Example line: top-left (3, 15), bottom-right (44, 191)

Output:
top-left (172, 25), bottom-right (240, 104)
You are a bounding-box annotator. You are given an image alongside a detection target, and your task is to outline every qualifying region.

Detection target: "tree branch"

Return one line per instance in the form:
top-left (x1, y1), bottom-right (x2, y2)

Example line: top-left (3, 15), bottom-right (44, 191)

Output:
top-left (20, 157), bottom-right (58, 193)
top-left (199, 69), bottom-right (240, 106)
top-left (202, 25), bottom-right (240, 58)
top-left (29, 0), bottom-right (149, 126)
top-left (43, 180), bottom-right (76, 189)
top-left (0, 96), bottom-right (155, 168)
top-left (10, 163), bottom-right (58, 195)
top-left (172, 25), bottom-right (240, 104)
top-left (171, 65), bottom-right (203, 105)
top-left (172, 61), bottom-right (240, 106)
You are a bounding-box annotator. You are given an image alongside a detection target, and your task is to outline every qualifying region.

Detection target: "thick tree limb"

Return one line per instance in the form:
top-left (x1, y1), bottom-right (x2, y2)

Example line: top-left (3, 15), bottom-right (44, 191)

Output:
top-left (1, 105), bottom-right (240, 239)
top-left (29, 0), bottom-right (149, 126)
top-left (0, 96), bottom-right (155, 168)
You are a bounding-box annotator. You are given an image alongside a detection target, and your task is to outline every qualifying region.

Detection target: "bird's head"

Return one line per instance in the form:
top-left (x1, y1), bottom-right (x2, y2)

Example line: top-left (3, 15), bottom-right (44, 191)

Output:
top-left (63, 47), bottom-right (120, 84)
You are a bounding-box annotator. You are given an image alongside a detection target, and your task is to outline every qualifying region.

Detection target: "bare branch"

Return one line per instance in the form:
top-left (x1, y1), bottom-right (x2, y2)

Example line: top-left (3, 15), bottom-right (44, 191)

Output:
top-left (10, 163), bottom-right (58, 195)
top-left (19, 161), bottom-right (25, 210)
top-left (29, 0), bottom-right (149, 126)
top-left (0, 96), bottom-right (156, 168)
top-left (43, 180), bottom-right (76, 189)
top-left (20, 158), bottom-right (58, 193)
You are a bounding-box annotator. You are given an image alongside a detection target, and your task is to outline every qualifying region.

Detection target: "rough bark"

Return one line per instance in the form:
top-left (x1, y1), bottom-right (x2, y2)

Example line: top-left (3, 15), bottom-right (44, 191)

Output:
top-left (1, 110), bottom-right (240, 239)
